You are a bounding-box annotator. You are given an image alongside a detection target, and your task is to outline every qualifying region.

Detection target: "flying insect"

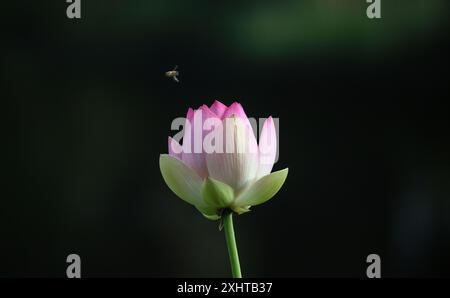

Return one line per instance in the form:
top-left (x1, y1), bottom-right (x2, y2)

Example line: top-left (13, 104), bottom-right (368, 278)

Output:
top-left (165, 65), bottom-right (179, 83)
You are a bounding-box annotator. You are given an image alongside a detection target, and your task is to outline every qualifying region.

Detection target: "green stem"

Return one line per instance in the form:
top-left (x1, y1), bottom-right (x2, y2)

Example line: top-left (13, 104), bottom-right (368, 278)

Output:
top-left (223, 210), bottom-right (242, 278)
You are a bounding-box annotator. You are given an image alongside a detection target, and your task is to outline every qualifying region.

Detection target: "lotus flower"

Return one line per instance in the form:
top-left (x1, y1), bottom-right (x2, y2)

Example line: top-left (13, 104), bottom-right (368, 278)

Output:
top-left (159, 100), bottom-right (288, 220)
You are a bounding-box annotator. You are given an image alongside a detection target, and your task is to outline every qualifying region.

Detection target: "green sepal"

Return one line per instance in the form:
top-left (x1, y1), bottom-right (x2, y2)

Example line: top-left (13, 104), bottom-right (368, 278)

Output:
top-left (233, 168), bottom-right (288, 208)
top-left (202, 177), bottom-right (235, 208)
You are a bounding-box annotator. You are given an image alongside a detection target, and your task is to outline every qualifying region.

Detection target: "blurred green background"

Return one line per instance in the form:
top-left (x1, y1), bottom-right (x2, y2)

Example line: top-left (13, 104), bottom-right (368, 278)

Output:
top-left (3, 0), bottom-right (450, 277)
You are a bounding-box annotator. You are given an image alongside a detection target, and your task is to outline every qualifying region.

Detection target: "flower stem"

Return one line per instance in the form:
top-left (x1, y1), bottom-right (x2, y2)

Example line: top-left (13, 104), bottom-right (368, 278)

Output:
top-left (223, 210), bottom-right (242, 278)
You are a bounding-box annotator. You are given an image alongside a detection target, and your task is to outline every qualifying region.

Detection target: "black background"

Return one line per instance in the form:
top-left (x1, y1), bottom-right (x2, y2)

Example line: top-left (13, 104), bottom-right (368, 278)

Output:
top-left (3, 1), bottom-right (450, 277)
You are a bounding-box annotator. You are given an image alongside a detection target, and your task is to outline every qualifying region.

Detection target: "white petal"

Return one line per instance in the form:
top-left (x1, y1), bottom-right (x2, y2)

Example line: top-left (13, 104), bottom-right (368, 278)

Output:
top-left (206, 116), bottom-right (259, 191)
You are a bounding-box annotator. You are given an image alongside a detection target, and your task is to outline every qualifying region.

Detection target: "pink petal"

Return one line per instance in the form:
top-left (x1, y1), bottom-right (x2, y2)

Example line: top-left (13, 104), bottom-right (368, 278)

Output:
top-left (182, 105), bottom-right (220, 178)
top-left (222, 102), bottom-right (256, 138)
top-left (168, 137), bottom-right (182, 160)
top-left (209, 100), bottom-right (228, 118)
top-left (223, 102), bottom-right (248, 120)
top-left (186, 107), bottom-right (194, 123)
top-left (256, 116), bottom-right (277, 179)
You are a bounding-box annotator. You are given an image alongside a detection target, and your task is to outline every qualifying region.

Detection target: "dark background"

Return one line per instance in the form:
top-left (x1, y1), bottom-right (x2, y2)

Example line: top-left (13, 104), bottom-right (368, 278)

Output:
top-left (3, 0), bottom-right (450, 277)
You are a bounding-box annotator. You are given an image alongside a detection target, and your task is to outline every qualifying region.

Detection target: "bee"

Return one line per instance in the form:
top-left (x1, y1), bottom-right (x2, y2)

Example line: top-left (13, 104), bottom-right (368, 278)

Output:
top-left (165, 65), bottom-right (179, 83)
